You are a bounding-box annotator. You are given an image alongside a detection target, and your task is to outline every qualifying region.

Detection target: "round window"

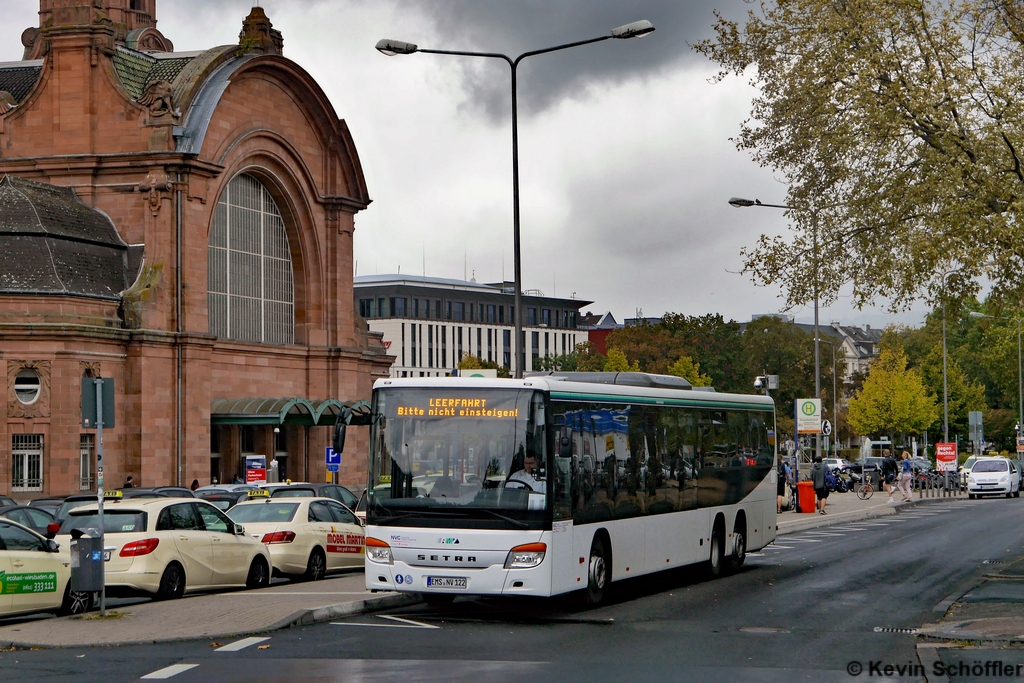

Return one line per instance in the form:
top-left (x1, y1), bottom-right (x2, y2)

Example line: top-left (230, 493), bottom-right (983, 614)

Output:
top-left (14, 369), bottom-right (40, 405)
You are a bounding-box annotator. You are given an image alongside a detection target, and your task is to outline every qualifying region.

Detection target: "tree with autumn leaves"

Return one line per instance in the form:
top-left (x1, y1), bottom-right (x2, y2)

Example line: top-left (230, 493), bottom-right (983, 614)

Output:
top-left (847, 346), bottom-right (938, 438)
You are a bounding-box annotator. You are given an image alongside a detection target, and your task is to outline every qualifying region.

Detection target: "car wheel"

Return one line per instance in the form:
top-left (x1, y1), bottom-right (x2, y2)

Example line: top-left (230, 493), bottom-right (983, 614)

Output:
top-left (59, 583), bottom-right (94, 616)
top-left (728, 525), bottom-right (746, 573)
top-left (969, 494), bottom-right (976, 500)
top-left (304, 548), bottom-right (326, 581)
top-left (156, 563), bottom-right (185, 600)
top-left (584, 535), bottom-right (610, 606)
top-left (246, 557), bottom-right (270, 589)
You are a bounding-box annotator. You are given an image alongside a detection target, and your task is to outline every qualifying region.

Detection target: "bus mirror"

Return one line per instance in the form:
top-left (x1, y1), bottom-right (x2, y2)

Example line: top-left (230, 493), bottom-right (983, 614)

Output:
top-left (332, 420), bottom-right (347, 455)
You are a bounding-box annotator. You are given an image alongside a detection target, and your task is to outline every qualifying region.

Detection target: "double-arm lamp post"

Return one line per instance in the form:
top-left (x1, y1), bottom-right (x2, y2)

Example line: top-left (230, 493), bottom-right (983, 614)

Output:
top-left (377, 21), bottom-right (655, 378)
top-left (968, 311), bottom-right (1023, 443)
top-left (728, 197), bottom-right (823, 462)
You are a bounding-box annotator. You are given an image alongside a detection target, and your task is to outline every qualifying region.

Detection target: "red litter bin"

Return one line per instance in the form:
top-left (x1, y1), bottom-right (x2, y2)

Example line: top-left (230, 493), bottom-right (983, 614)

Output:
top-left (796, 481), bottom-right (816, 514)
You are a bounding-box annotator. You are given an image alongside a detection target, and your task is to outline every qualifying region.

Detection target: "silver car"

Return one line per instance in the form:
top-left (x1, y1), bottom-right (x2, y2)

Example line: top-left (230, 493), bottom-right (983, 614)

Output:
top-left (967, 457), bottom-right (1021, 499)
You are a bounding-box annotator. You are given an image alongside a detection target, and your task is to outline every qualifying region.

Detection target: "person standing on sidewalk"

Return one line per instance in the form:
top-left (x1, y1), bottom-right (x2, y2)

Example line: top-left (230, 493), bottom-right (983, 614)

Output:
top-left (897, 451), bottom-right (914, 501)
top-left (811, 455), bottom-right (828, 514)
top-left (882, 449), bottom-right (898, 503)
top-left (777, 458), bottom-right (792, 513)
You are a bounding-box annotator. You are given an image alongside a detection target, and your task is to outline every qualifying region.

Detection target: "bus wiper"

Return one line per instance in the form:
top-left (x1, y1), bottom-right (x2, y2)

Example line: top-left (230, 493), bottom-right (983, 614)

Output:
top-left (477, 509), bottom-right (529, 529)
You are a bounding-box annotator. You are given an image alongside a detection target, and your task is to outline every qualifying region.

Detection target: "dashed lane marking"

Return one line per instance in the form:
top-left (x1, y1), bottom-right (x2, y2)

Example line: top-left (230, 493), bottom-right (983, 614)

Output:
top-left (798, 532), bottom-right (845, 537)
top-left (767, 545), bottom-right (795, 549)
top-left (140, 664), bottom-right (199, 680)
top-left (784, 537), bottom-right (823, 543)
top-left (215, 637), bottom-right (270, 652)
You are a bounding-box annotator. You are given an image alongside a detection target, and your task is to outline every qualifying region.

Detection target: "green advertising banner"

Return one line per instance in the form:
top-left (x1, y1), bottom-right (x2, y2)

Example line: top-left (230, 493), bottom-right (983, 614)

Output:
top-left (0, 570), bottom-right (58, 595)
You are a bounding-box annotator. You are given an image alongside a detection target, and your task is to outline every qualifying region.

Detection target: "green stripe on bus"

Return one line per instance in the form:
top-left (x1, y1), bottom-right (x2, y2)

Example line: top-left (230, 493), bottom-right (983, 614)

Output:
top-left (549, 391), bottom-right (774, 411)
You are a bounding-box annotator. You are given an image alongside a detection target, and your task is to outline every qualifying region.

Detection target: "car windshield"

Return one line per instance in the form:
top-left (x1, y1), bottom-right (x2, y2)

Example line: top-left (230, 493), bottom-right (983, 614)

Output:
top-left (367, 388), bottom-right (547, 529)
top-left (207, 499), bottom-right (234, 511)
top-left (59, 510), bottom-right (147, 534)
top-left (973, 460), bottom-right (1008, 473)
top-left (963, 457), bottom-right (977, 469)
top-left (228, 503), bottom-right (299, 523)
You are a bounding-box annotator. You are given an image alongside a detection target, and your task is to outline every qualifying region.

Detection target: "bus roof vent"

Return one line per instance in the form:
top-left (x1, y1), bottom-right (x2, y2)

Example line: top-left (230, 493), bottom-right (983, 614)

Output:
top-left (526, 371), bottom-right (695, 391)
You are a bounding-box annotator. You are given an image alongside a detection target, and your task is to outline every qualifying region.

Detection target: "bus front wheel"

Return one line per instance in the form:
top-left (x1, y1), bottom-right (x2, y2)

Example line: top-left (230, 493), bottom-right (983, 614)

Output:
top-left (584, 536), bottom-right (610, 606)
top-left (707, 522), bottom-right (724, 578)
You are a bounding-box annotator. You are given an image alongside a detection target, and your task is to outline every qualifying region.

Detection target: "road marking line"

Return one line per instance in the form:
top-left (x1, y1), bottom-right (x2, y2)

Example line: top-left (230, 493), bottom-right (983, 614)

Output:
top-left (378, 615), bottom-right (441, 629)
top-left (784, 538), bottom-right (822, 543)
top-left (828, 527), bottom-right (866, 531)
top-left (141, 664), bottom-right (199, 679)
top-left (215, 637), bottom-right (270, 652)
top-left (332, 616), bottom-right (440, 630)
top-left (767, 545), bottom-right (794, 549)
top-left (799, 532), bottom-right (845, 537)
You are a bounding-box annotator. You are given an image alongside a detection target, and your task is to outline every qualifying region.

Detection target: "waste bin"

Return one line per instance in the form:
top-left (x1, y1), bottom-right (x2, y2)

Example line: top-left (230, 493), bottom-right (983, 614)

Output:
top-left (69, 528), bottom-right (104, 593)
top-left (796, 480), bottom-right (816, 514)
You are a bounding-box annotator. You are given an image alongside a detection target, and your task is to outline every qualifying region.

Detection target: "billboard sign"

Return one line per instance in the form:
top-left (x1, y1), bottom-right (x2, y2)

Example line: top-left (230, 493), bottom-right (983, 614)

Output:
top-left (935, 443), bottom-right (958, 472)
top-left (245, 454), bottom-right (267, 483)
top-left (795, 399), bottom-right (822, 434)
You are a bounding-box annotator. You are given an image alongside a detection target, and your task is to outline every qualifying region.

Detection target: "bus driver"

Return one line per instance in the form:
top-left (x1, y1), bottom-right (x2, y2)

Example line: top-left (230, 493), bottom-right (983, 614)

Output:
top-left (507, 449), bottom-right (542, 491)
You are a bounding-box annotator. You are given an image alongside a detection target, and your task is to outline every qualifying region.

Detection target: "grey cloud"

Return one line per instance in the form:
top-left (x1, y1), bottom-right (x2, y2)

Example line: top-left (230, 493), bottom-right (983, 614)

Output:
top-left (383, 0), bottom-right (750, 122)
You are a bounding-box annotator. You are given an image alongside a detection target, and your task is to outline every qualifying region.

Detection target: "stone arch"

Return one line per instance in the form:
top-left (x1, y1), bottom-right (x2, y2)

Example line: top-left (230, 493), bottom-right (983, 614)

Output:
top-left (205, 144), bottom-right (325, 345)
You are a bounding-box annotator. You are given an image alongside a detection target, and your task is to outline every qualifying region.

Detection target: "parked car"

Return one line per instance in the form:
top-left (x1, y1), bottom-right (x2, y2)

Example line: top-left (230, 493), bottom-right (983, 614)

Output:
top-left (195, 484), bottom-right (255, 495)
top-left (0, 518), bottom-right (94, 618)
top-left (195, 490), bottom-right (253, 512)
top-left (967, 457), bottom-right (1020, 499)
top-left (54, 494), bottom-right (102, 525)
top-left (823, 458), bottom-right (853, 473)
top-left (29, 497), bottom-right (65, 516)
top-left (959, 455), bottom-right (979, 488)
top-left (127, 487), bottom-right (195, 498)
top-left (260, 482), bottom-right (359, 510)
top-left (228, 496), bottom-right (364, 580)
top-left (0, 495), bottom-right (16, 507)
top-left (0, 505), bottom-right (56, 537)
top-left (56, 497), bottom-right (272, 599)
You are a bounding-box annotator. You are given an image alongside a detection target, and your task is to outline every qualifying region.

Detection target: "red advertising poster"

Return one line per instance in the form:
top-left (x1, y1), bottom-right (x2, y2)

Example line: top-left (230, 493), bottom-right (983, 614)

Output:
top-left (935, 442), bottom-right (957, 472)
top-left (245, 454), bottom-right (267, 483)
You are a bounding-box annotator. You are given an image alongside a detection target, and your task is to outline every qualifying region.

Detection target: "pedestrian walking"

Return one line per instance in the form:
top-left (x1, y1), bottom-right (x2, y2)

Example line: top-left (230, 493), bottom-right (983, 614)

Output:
top-left (777, 458), bottom-right (791, 513)
top-left (883, 449), bottom-right (898, 503)
top-left (811, 455), bottom-right (828, 514)
top-left (190, 478), bottom-right (200, 492)
top-left (123, 474), bottom-right (135, 488)
top-left (897, 451), bottom-right (913, 501)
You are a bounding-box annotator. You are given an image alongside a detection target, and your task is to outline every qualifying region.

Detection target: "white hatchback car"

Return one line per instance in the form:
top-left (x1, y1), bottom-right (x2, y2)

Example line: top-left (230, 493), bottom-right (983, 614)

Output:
top-left (56, 497), bottom-right (272, 599)
top-left (228, 496), bottom-right (364, 580)
top-left (0, 518), bottom-right (94, 617)
top-left (967, 457), bottom-right (1021, 499)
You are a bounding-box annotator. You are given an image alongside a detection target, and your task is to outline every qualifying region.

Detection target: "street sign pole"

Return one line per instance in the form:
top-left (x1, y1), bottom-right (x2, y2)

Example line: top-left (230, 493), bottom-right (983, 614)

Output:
top-left (95, 378), bottom-right (106, 617)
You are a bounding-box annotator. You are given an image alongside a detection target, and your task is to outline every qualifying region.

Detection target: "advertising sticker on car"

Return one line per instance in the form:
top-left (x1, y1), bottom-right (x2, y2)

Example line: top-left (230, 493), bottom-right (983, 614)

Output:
top-left (0, 571), bottom-right (58, 594)
top-left (426, 576), bottom-right (467, 589)
top-left (327, 532), bottom-right (364, 554)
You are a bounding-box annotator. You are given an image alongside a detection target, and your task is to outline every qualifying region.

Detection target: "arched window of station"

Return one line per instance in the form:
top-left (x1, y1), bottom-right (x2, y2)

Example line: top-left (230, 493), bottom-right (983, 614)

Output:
top-left (208, 173), bottom-right (295, 345)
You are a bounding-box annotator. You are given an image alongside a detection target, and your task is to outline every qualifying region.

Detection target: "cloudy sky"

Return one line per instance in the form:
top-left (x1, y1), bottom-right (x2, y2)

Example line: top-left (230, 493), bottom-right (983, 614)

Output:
top-left (0, 0), bottom-right (928, 328)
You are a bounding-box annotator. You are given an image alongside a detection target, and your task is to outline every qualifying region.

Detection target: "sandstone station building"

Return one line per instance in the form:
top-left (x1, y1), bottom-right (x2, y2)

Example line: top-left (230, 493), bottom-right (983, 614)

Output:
top-left (0, 1), bottom-right (392, 498)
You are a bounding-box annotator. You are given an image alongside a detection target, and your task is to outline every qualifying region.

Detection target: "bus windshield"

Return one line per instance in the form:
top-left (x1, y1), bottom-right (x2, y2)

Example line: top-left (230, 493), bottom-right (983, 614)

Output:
top-left (367, 388), bottom-right (547, 529)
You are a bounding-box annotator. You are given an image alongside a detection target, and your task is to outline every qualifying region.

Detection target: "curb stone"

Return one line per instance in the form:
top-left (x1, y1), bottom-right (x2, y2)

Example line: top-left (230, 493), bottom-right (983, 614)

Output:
top-left (777, 495), bottom-right (964, 536)
top-left (0, 592), bottom-right (424, 650)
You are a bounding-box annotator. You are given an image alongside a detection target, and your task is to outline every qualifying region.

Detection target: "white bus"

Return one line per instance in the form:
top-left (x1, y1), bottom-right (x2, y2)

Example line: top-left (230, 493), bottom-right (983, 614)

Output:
top-left (360, 372), bottom-right (777, 605)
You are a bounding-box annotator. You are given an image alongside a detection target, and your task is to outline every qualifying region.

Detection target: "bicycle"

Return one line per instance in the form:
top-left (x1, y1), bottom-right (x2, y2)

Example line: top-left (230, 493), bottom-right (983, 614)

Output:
top-left (856, 480), bottom-right (874, 500)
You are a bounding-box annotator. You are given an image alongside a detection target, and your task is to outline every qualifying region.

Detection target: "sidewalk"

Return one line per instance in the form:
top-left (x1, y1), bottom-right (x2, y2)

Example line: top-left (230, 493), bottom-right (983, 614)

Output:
top-left (777, 486), bottom-right (964, 534)
top-left (0, 571), bottom-right (418, 649)
top-left (918, 556), bottom-right (1024, 643)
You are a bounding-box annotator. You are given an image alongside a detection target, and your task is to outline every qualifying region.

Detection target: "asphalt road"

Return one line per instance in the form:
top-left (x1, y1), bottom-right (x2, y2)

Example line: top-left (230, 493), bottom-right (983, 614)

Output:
top-left (3, 499), bottom-right (1019, 683)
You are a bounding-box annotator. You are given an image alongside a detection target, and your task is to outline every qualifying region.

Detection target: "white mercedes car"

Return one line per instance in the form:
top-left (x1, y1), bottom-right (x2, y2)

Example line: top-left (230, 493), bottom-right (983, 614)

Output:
top-left (228, 496), bottom-right (364, 580)
top-left (967, 457), bottom-right (1021, 499)
top-left (0, 518), bottom-right (93, 617)
top-left (56, 497), bottom-right (272, 599)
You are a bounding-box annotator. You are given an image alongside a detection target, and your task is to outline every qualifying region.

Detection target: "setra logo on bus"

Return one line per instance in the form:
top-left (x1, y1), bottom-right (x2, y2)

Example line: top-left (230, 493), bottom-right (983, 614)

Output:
top-left (437, 538), bottom-right (460, 545)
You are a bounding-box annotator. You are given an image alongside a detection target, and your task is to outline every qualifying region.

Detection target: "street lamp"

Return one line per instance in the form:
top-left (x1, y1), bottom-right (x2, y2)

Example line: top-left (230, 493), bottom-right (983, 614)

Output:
top-left (729, 197), bottom-right (823, 462)
top-left (818, 337), bottom-right (842, 458)
top-left (378, 20), bottom-right (655, 378)
top-left (969, 311), bottom-right (1023, 447)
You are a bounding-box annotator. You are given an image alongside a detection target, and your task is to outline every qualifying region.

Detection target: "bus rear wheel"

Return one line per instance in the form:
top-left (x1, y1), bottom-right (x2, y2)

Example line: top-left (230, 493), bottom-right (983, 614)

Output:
top-left (707, 522), bottom-right (724, 578)
top-left (728, 526), bottom-right (746, 573)
top-left (584, 536), bottom-right (610, 606)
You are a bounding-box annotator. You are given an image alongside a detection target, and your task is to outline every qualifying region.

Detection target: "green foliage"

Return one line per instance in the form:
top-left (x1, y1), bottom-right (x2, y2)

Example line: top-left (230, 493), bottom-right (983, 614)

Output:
top-left (848, 346), bottom-right (938, 436)
top-left (604, 348), bottom-right (638, 372)
top-left (696, 0), bottom-right (1024, 311)
top-left (535, 342), bottom-right (605, 372)
top-left (457, 353), bottom-right (510, 378)
top-left (666, 355), bottom-right (712, 386)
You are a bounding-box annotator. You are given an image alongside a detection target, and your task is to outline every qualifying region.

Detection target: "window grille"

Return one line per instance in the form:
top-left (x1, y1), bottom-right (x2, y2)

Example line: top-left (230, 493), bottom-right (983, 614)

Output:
top-left (208, 173), bottom-right (294, 344)
top-left (80, 434), bottom-right (95, 490)
top-left (12, 434), bottom-right (43, 492)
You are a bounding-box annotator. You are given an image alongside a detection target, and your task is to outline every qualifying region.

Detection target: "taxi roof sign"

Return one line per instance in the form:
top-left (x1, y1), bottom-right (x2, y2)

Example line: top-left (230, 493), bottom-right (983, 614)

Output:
top-left (247, 489), bottom-right (270, 498)
top-left (104, 490), bottom-right (123, 500)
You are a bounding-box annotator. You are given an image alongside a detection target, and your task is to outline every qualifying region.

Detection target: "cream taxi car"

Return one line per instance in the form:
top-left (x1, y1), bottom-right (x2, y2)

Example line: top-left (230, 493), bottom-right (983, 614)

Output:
top-left (228, 494), bottom-right (364, 581)
top-left (0, 517), bottom-right (94, 617)
top-left (56, 495), bottom-right (272, 599)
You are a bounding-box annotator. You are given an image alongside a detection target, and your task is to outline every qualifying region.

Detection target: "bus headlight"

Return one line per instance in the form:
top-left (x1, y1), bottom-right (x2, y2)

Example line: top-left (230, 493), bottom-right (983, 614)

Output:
top-left (365, 537), bottom-right (393, 564)
top-left (504, 543), bottom-right (546, 569)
